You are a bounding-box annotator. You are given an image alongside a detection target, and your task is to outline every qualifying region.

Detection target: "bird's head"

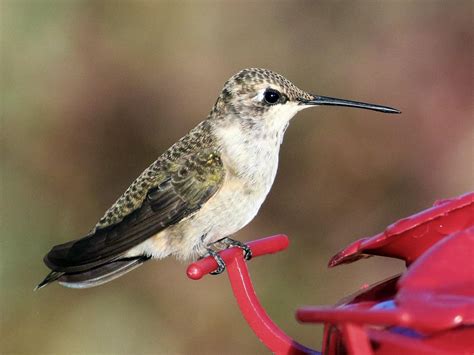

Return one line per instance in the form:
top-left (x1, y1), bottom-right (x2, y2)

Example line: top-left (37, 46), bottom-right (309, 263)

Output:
top-left (210, 68), bottom-right (400, 132)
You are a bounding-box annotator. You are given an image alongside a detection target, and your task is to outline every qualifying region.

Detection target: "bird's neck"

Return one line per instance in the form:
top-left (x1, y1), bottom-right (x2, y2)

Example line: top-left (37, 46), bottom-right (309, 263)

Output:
top-left (212, 117), bottom-right (287, 187)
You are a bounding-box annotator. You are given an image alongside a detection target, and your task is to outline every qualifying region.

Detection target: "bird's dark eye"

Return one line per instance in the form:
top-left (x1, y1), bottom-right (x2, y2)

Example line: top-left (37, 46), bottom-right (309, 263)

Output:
top-left (263, 89), bottom-right (281, 104)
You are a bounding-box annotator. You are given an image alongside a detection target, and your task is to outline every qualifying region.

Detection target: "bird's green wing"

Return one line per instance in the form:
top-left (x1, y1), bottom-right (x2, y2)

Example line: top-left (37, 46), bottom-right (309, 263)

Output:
top-left (44, 149), bottom-right (225, 273)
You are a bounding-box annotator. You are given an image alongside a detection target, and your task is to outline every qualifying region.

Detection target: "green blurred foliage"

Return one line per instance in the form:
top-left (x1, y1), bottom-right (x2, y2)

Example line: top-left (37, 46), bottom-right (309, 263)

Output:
top-left (1, 0), bottom-right (473, 354)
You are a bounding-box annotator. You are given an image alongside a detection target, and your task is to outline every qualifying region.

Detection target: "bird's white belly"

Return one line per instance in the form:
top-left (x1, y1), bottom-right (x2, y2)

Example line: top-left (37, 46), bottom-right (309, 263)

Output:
top-left (174, 149), bottom-right (278, 258)
top-left (186, 175), bottom-right (270, 246)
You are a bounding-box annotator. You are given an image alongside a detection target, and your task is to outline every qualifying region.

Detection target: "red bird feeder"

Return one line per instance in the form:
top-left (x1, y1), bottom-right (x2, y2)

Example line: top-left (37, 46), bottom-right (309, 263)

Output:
top-left (187, 192), bottom-right (474, 354)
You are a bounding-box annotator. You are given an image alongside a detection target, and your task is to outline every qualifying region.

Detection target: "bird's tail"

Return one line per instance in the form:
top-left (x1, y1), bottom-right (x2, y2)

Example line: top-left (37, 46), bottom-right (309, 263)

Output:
top-left (35, 256), bottom-right (151, 290)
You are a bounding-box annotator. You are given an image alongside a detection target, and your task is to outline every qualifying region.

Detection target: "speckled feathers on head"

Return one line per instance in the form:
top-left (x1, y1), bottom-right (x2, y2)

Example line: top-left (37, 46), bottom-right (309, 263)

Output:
top-left (209, 68), bottom-right (312, 117)
top-left (228, 68), bottom-right (311, 100)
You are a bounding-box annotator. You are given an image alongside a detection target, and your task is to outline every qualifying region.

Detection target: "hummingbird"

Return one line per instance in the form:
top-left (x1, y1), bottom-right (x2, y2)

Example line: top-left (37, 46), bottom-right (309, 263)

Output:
top-left (37, 68), bottom-right (400, 289)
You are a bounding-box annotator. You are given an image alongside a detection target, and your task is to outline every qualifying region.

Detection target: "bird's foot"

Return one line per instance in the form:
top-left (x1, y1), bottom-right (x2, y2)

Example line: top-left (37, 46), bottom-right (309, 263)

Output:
top-left (212, 237), bottom-right (253, 261)
top-left (204, 248), bottom-right (226, 275)
top-left (203, 237), bottom-right (252, 275)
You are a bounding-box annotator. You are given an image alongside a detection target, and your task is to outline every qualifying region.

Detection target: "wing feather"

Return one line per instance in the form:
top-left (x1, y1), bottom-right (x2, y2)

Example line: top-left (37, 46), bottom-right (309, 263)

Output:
top-left (44, 149), bottom-right (224, 273)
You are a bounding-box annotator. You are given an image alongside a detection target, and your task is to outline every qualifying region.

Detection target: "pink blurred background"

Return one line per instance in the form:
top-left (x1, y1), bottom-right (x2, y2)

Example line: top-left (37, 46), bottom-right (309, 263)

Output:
top-left (2, 1), bottom-right (473, 354)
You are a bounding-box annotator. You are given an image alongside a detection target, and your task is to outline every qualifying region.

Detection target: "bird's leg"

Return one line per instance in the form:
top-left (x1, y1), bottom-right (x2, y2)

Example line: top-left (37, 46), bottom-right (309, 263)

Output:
top-left (210, 236), bottom-right (253, 261)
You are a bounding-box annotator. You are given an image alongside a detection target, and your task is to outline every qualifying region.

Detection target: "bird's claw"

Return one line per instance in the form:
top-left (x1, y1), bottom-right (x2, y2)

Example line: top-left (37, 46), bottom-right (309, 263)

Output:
top-left (226, 239), bottom-right (253, 260)
top-left (204, 237), bottom-right (252, 275)
top-left (205, 249), bottom-right (226, 275)
top-left (214, 237), bottom-right (252, 261)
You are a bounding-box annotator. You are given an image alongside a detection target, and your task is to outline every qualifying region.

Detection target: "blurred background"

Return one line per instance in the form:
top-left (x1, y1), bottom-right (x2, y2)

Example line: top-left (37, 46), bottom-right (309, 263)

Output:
top-left (1, 1), bottom-right (473, 354)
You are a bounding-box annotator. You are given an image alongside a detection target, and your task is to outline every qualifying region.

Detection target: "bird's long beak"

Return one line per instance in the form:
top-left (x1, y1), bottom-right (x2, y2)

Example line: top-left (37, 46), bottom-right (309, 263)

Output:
top-left (299, 95), bottom-right (401, 114)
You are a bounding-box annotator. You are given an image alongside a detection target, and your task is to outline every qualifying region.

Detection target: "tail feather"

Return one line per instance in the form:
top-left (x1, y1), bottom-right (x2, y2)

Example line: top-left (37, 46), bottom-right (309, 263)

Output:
top-left (36, 256), bottom-right (150, 290)
top-left (35, 271), bottom-right (64, 291)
